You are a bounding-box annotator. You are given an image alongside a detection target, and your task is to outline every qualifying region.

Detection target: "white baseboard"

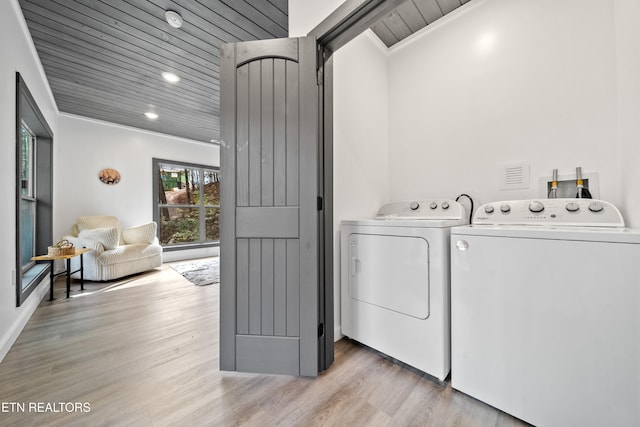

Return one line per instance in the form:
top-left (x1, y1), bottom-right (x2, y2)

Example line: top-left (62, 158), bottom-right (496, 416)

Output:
top-left (0, 277), bottom-right (50, 363)
top-left (334, 325), bottom-right (343, 342)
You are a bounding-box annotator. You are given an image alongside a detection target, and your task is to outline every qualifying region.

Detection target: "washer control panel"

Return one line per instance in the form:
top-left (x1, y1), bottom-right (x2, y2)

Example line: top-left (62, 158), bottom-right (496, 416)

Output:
top-left (473, 198), bottom-right (625, 227)
top-left (376, 199), bottom-right (465, 220)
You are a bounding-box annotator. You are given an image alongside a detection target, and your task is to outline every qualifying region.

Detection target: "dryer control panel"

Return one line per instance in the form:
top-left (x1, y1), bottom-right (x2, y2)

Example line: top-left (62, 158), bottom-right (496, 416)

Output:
top-left (376, 199), bottom-right (465, 220)
top-left (473, 198), bottom-right (625, 227)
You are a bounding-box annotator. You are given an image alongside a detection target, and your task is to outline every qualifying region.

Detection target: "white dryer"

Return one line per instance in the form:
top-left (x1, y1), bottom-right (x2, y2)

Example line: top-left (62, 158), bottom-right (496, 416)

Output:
top-left (341, 199), bottom-right (467, 380)
top-left (451, 199), bottom-right (640, 427)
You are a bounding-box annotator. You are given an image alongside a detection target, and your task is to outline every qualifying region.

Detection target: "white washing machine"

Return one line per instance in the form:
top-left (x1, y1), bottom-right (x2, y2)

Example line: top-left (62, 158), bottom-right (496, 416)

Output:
top-left (341, 199), bottom-right (467, 380)
top-left (451, 198), bottom-right (640, 427)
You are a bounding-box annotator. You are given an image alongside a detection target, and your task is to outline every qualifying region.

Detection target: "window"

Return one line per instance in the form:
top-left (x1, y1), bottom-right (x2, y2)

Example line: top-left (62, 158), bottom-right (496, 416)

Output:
top-left (20, 122), bottom-right (36, 272)
top-left (16, 73), bottom-right (53, 307)
top-left (153, 159), bottom-right (220, 249)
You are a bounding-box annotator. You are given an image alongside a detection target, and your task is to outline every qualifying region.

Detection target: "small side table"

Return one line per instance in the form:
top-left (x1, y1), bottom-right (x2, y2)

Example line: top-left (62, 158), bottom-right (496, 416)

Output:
top-left (31, 248), bottom-right (92, 300)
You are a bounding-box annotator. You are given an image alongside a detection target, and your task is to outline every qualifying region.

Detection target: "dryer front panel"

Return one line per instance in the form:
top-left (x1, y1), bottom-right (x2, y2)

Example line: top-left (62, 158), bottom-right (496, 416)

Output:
top-left (348, 233), bottom-right (430, 319)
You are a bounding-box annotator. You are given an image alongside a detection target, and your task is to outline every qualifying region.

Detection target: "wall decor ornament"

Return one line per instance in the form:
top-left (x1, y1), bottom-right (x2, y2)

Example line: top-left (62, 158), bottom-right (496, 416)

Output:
top-left (98, 168), bottom-right (121, 185)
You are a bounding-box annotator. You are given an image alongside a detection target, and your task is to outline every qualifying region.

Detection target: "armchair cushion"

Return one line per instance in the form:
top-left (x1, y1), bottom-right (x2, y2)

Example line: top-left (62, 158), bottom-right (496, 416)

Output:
top-left (78, 226), bottom-right (119, 250)
top-left (77, 215), bottom-right (122, 244)
top-left (76, 215), bottom-right (120, 231)
top-left (122, 222), bottom-right (157, 245)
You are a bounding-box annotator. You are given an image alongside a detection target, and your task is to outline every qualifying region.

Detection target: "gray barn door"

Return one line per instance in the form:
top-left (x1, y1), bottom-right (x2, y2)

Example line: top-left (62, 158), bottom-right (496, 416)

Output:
top-left (219, 37), bottom-right (320, 376)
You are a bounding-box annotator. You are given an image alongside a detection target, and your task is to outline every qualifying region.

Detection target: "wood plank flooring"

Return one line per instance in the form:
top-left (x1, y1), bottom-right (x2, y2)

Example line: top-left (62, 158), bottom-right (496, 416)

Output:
top-left (0, 261), bottom-right (530, 426)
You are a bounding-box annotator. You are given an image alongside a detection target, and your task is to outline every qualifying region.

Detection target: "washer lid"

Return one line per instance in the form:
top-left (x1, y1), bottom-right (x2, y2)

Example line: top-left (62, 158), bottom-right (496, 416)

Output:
top-left (451, 224), bottom-right (640, 243)
top-left (376, 199), bottom-right (466, 220)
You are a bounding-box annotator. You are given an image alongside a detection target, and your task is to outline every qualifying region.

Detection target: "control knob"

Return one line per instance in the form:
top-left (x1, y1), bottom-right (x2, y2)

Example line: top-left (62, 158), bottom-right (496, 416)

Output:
top-left (409, 201), bottom-right (420, 211)
top-left (566, 202), bottom-right (580, 212)
top-left (500, 204), bottom-right (511, 213)
top-left (429, 202), bottom-right (438, 210)
top-left (441, 201), bottom-right (450, 209)
top-left (484, 205), bottom-right (495, 214)
top-left (588, 202), bottom-right (604, 213)
top-left (529, 201), bottom-right (545, 213)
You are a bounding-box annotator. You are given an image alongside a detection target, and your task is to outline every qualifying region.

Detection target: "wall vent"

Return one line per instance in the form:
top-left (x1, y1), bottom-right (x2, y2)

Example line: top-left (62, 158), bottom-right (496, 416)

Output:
top-left (500, 161), bottom-right (530, 190)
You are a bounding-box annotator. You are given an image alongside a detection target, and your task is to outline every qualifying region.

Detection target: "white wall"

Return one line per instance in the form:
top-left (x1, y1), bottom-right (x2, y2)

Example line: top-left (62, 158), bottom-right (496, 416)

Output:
top-left (288, 0), bottom-right (345, 37)
top-left (332, 31), bottom-right (390, 339)
top-left (387, 0), bottom-right (620, 208)
top-left (290, 0), bottom-right (640, 342)
top-left (334, 31), bottom-right (390, 224)
top-left (289, 1), bottom-right (391, 339)
top-left (0, 0), bottom-right (59, 362)
top-left (615, 0), bottom-right (640, 227)
top-left (55, 114), bottom-right (220, 261)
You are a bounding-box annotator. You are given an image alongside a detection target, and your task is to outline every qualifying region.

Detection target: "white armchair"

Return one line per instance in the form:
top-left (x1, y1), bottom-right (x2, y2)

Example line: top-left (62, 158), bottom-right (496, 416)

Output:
top-left (63, 215), bottom-right (163, 281)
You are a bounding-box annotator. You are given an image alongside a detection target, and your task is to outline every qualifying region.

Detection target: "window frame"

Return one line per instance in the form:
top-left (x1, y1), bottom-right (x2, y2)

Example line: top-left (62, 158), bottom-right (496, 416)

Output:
top-left (152, 158), bottom-right (220, 251)
top-left (16, 73), bottom-right (53, 307)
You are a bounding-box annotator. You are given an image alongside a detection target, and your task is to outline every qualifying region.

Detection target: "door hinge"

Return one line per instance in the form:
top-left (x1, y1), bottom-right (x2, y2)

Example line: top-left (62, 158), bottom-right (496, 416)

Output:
top-left (316, 67), bottom-right (323, 86)
top-left (318, 322), bottom-right (325, 338)
top-left (317, 196), bottom-right (323, 211)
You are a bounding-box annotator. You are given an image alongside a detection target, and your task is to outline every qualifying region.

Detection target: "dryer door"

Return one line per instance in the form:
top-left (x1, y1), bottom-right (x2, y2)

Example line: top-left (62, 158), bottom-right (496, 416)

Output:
top-left (348, 233), bottom-right (430, 319)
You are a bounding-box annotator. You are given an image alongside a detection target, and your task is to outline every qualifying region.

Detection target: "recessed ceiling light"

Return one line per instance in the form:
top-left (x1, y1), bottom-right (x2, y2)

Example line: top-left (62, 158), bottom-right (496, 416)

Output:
top-left (161, 72), bottom-right (180, 83)
top-left (145, 112), bottom-right (159, 120)
top-left (165, 10), bottom-right (183, 29)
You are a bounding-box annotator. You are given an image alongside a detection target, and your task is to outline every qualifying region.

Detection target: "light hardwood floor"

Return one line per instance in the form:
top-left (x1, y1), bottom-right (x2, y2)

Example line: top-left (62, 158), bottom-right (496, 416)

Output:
top-left (0, 262), bottom-right (530, 427)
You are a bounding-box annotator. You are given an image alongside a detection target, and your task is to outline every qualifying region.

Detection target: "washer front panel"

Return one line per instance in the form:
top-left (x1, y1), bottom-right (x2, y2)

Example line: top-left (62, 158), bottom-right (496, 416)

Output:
top-left (450, 224), bottom-right (640, 426)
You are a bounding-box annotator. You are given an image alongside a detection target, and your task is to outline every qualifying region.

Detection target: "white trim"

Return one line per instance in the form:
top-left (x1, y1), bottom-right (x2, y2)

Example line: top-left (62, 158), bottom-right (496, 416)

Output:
top-left (362, 29), bottom-right (390, 55)
top-left (0, 277), bottom-right (49, 363)
top-left (59, 113), bottom-right (218, 148)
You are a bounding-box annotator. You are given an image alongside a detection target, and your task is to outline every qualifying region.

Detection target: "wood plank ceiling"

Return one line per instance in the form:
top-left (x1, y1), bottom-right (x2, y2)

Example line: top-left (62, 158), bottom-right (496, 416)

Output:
top-left (18, 0), bottom-right (468, 143)
top-left (371, 0), bottom-right (471, 47)
top-left (18, 0), bottom-right (288, 143)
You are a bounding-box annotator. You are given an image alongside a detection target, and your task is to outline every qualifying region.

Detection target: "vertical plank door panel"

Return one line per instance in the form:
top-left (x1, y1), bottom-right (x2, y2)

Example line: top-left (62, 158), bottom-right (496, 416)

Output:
top-left (248, 61), bottom-right (262, 207)
top-left (248, 238), bottom-right (262, 335)
top-left (273, 59), bottom-right (287, 207)
top-left (274, 238), bottom-right (288, 336)
top-left (220, 37), bottom-right (319, 376)
top-left (261, 238), bottom-right (275, 335)
top-left (236, 238), bottom-right (249, 335)
top-left (285, 60), bottom-right (299, 207)
top-left (261, 59), bottom-right (274, 207)
top-left (236, 65), bottom-right (249, 207)
top-left (286, 239), bottom-right (300, 337)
